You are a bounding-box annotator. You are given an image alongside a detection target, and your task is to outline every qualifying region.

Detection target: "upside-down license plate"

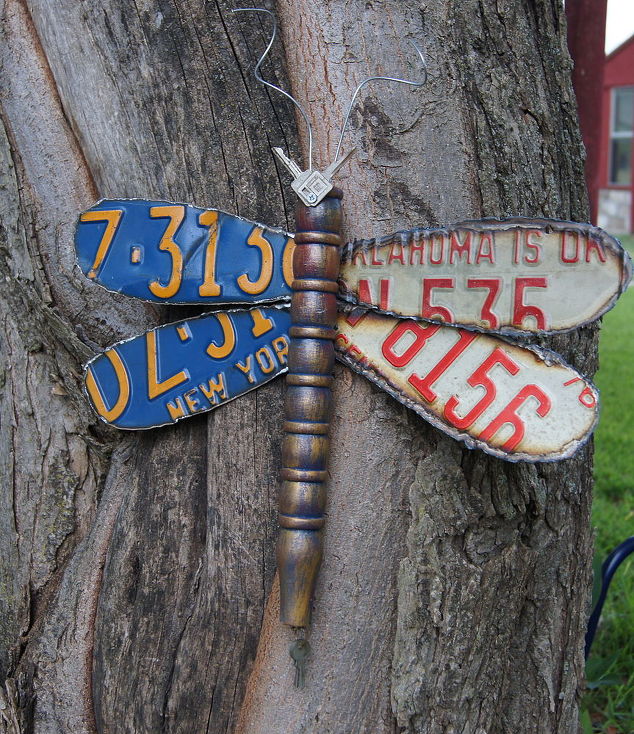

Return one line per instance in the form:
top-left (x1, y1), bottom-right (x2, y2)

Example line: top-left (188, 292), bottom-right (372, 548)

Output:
top-left (335, 309), bottom-right (598, 462)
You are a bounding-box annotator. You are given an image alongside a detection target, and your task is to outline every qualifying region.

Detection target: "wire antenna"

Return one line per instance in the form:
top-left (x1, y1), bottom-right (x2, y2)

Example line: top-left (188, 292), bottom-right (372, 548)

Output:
top-left (332, 39), bottom-right (428, 166)
top-left (233, 9), bottom-right (428, 204)
top-left (232, 8), bottom-right (314, 170)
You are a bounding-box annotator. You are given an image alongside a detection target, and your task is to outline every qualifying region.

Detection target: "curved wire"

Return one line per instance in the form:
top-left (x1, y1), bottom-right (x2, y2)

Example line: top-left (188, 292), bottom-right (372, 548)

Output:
top-left (231, 8), bottom-right (313, 170)
top-left (332, 39), bottom-right (428, 165)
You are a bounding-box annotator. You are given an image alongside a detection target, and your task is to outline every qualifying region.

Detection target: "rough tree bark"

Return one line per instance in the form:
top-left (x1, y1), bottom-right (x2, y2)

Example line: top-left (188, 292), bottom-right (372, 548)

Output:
top-left (0, 1), bottom-right (594, 733)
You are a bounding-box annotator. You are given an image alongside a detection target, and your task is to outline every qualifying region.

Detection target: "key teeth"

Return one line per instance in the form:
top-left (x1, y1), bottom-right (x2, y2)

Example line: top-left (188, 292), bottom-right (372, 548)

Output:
top-left (289, 638), bottom-right (310, 689)
top-left (322, 147), bottom-right (357, 180)
top-left (272, 147), bottom-right (303, 179)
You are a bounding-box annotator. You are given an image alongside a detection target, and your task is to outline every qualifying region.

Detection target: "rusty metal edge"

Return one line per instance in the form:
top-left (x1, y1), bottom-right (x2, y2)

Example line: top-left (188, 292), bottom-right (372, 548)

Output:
top-left (339, 217), bottom-right (633, 338)
top-left (334, 307), bottom-right (600, 463)
top-left (74, 197), bottom-right (294, 307)
top-left (82, 303), bottom-right (290, 431)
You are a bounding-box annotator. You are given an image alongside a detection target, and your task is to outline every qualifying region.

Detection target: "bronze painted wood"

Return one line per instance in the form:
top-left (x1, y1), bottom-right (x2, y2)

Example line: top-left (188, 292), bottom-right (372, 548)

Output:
top-left (278, 190), bottom-right (343, 627)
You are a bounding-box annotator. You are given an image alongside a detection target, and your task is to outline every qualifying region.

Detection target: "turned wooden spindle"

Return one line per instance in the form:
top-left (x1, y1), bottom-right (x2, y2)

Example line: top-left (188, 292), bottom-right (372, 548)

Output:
top-left (277, 189), bottom-right (343, 628)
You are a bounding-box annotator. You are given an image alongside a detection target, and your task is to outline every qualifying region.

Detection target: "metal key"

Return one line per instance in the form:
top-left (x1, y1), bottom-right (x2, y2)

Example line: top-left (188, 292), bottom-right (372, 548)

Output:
top-left (289, 638), bottom-right (311, 688)
top-left (272, 147), bottom-right (355, 207)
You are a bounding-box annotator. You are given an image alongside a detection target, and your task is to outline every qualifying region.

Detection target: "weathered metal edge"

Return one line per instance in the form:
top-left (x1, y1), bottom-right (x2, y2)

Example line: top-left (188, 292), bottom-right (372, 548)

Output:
top-left (334, 307), bottom-right (600, 463)
top-left (82, 303), bottom-right (291, 431)
top-left (339, 217), bottom-right (632, 338)
top-left (74, 197), bottom-right (294, 307)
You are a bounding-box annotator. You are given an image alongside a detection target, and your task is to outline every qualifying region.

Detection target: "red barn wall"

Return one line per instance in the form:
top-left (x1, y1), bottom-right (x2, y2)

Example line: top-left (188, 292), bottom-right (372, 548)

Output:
top-left (598, 35), bottom-right (634, 233)
top-left (566, 0), bottom-right (607, 224)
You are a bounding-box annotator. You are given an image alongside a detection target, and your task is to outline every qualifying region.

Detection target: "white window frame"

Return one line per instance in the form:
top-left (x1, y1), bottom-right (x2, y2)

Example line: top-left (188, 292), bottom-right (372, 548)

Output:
top-left (609, 86), bottom-right (634, 186)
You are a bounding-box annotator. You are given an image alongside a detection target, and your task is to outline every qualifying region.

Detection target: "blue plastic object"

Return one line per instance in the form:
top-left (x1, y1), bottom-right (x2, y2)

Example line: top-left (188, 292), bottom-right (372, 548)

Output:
top-left (585, 536), bottom-right (634, 659)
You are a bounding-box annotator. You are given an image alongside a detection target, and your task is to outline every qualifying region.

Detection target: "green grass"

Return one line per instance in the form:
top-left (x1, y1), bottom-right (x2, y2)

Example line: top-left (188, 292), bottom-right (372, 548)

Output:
top-left (615, 234), bottom-right (634, 258)
top-left (582, 245), bottom-right (634, 733)
top-left (593, 286), bottom-right (634, 501)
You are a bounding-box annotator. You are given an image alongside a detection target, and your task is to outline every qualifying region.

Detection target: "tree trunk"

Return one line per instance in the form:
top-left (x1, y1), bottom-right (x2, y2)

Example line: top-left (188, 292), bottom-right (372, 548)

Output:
top-left (0, 1), bottom-right (594, 733)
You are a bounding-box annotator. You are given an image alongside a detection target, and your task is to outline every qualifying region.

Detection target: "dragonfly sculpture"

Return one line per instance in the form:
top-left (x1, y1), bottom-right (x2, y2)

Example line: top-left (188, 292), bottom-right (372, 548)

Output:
top-left (74, 9), bottom-right (632, 685)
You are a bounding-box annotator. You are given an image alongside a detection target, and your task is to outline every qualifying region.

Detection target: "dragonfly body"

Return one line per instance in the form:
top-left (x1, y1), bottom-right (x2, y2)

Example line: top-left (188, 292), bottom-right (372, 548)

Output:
top-left (279, 190), bottom-right (343, 627)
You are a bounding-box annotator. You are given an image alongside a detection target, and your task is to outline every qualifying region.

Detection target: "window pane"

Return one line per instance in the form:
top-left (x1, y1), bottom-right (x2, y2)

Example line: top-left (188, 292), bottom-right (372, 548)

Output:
top-left (610, 138), bottom-right (632, 185)
top-left (613, 88), bottom-right (634, 133)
